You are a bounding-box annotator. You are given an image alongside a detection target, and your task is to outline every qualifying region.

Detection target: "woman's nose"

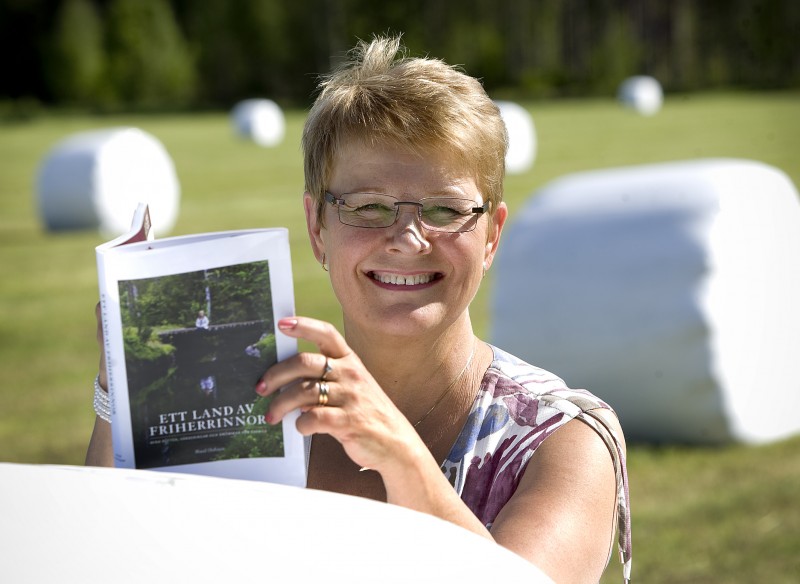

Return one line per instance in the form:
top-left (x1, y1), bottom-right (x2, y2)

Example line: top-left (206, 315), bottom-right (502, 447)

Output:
top-left (387, 204), bottom-right (431, 253)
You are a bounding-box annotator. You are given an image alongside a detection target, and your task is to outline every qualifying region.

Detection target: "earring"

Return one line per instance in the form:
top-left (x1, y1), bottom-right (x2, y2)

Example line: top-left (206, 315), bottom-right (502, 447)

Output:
top-left (482, 262), bottom-right (488, 278)
top-left (321, 253), bottom-right (328, 272)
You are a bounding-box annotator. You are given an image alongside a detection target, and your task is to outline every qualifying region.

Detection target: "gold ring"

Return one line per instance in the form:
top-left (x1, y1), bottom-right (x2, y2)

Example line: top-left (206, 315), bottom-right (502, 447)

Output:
top-left (321, 357), bottom-right (333, 381)
top-left (317, 381), bottom-right (329, 407)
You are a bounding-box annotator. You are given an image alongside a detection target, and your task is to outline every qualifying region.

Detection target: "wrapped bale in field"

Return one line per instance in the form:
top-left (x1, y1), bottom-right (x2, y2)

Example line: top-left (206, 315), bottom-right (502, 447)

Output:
top-left (494, 100), bottom-right (537, 175)
top-left (491, 159), bottom-right (800, 444)
top-left (617, 75), bottom-right (663, 116)
top-left (231, 99), bottom-right (285, 147)
top-left (37, 127), bottom-right (180, 236)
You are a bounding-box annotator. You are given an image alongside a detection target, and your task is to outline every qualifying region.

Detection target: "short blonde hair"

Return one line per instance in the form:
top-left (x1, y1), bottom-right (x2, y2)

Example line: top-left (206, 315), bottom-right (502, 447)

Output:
top-left (302, 35), bottom-right (508, 224)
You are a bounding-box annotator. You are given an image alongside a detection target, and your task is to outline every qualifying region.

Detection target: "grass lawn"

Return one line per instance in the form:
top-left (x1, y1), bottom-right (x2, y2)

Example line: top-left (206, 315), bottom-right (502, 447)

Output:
top-left (1, 92), bottom-right (799, 582)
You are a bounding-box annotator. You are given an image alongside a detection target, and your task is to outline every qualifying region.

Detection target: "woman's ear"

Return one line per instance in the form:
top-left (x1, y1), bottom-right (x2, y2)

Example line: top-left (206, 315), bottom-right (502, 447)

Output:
top-left (484, 201), bottom-right (508, 270)
top-left (304, 192), bottom-right (325, 263)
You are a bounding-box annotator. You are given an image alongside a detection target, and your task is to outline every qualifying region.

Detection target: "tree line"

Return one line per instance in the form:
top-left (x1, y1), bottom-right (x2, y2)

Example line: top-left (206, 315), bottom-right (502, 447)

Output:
top-left (2, 0), bottom-right (797, 112)
top-left (120, 261), bottom-right (273, 335)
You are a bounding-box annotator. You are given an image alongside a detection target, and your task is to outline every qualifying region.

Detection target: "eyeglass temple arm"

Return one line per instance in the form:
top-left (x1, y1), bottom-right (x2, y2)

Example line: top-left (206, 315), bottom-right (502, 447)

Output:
top-left (473, 201), bottom-right (490, 214)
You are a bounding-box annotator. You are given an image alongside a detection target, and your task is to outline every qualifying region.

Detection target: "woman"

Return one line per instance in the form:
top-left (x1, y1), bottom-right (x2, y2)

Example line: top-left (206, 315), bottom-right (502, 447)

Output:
top-left (87, 36), bottom-right (631, 583)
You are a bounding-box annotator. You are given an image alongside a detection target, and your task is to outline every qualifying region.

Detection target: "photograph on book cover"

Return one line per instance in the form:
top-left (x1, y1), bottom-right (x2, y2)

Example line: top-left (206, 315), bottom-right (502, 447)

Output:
top-left (117, 260), bottom-right (282, 469)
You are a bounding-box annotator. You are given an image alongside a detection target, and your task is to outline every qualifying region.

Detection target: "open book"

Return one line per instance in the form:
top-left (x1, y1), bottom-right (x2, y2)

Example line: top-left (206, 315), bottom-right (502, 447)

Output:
top-left (96, 203), bottom-right (305, 486)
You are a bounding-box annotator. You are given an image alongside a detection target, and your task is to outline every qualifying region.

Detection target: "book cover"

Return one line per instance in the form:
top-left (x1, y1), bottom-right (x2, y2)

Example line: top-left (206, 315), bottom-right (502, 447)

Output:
top-left (96, 205), bottom-right (305, 486)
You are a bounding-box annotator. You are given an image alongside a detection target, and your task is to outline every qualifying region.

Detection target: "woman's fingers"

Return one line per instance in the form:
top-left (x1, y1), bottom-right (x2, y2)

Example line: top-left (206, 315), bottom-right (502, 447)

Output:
top-left (256, 352), bottom-right (336, 396)
top-left (254, 315), bottom-right (418, 472)
top-left (293, 397), bottom-right (412, 473)
top-left (276, 316), bottom-right (350, 359)
top-left (95, 302), bottom-right (103, 344)
top-left (256, 316), bottom-right (349, 396)
top-left (266, 378), bottom-right (331, 421)
top-left (295, 404), bottom-right (359, 436)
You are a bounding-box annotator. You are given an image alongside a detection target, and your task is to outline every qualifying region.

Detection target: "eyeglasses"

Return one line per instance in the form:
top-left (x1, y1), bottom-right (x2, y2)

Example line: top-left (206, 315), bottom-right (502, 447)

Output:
top-left (324, 191), bottom-right (489, 233)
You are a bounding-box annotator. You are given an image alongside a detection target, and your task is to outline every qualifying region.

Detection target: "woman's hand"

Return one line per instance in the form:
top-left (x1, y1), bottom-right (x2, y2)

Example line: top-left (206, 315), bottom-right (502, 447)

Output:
top-left (257, 316), bottom-right (496, 545)
top-left (255, 316), bottom-right (428, 474)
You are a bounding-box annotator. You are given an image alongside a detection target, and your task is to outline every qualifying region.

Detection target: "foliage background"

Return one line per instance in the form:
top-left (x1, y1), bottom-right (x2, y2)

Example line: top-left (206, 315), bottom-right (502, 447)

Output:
top-left (1, 0), bottom-right (799, 113)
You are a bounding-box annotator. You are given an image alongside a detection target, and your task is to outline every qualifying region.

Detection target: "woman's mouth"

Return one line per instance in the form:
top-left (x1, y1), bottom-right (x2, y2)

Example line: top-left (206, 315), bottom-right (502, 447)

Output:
top-left (369, 271), bottom-right (441, 286)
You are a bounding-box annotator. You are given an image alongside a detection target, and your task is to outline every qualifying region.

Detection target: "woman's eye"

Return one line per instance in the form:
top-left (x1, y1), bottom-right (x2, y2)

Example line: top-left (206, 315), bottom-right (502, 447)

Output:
top-left (358, 203), bottom-right (389, 211)
top-left (352, 203), bottom-right (393, 217)
top-left (424, 205), bottom-right (463, 221)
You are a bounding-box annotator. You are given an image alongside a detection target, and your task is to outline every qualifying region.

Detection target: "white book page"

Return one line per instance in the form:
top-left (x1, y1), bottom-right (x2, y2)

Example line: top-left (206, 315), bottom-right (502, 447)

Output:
top-left (97, 228), bottom-right (305, 487)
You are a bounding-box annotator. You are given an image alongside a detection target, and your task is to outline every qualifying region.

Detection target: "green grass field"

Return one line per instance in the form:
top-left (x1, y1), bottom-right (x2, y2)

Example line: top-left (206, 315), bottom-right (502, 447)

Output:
top-left (1, 93), bottom-right (799, 582)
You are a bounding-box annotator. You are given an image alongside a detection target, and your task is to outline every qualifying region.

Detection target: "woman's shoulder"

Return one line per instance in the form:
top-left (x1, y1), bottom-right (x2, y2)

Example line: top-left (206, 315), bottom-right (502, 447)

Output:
top-left (444, 344), bottom-right (614, 469)
top-left (484, 344), bottom-right (613, 414)
top-left (443, 344), bottom-right (618, 525)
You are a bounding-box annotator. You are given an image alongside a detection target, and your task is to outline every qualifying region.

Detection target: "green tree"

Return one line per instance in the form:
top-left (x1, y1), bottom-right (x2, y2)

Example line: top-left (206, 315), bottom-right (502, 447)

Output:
top-left (46, 0), bottom-right (105, 106)
top-left (104, 0), bottom-right (196, 108)
top-left (175, 0), bottom-right (300, 105)
top-left (589, 8), bottom-right (643, 94)
top-left (207, 263), bottom-right (272, 324)
top-left (119, 261), bottom-right (273, 331)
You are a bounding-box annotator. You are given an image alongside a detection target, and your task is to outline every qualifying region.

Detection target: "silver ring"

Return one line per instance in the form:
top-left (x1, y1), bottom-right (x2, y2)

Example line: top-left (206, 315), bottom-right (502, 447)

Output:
top-left (317, 381), bottom-right (329, 407)
top-left (321, 357), bottom-right (334, 381)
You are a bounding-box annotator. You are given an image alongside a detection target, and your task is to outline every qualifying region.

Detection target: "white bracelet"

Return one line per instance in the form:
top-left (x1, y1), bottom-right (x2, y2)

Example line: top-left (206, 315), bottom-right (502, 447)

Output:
top-left (93, 375), bottom-right (111, 423)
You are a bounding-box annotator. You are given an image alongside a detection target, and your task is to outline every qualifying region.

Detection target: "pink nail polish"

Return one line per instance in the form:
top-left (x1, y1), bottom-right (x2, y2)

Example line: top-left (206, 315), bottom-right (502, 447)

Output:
top-left (278, 318), bottom-right (298, 330)
top-left (255, 381), bottom-right (266, 395)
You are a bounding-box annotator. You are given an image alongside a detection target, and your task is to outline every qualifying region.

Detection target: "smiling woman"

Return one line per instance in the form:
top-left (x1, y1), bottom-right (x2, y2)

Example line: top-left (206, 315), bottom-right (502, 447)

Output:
top-left (86, 34), bottom-right (632, 584)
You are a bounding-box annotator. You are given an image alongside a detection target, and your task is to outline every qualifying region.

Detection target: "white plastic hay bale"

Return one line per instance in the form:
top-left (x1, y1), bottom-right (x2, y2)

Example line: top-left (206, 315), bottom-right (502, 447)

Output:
top-left (490, 159), bottom-right (800, 444)
top-left (231, 98), bottom-right (285, 147)
top-left (617, 75), bottom-right (663, 116)
top-left (0, 463), bottom-right (553, 584)
top-left (494, 100), bottom-right (537, 174)
top-left (36, 127), bottom-right (180, 236)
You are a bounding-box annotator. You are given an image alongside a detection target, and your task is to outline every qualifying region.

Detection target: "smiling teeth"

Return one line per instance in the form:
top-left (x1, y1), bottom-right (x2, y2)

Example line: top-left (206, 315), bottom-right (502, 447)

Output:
top-left (374, 273), bottom-right (433, 285)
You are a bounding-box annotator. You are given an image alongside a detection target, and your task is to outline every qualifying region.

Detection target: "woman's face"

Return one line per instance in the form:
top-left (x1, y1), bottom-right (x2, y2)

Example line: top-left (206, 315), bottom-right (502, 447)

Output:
top-left (304, 141), bottom-right (507, 340)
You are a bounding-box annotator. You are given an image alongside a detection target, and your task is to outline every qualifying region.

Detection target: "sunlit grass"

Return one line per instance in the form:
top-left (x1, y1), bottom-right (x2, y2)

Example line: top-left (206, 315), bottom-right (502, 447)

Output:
top-left (1, 92), bottom-right (799, 583)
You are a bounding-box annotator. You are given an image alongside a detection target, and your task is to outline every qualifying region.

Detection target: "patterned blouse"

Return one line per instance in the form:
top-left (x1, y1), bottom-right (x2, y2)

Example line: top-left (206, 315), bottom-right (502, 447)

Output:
top-left (441, 345), bottom-right (632, 583)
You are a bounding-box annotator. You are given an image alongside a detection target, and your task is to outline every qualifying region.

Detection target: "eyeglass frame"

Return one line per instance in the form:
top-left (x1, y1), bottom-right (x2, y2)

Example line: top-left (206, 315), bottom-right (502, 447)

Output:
top-left (323, 191), bottom-right (491, 233)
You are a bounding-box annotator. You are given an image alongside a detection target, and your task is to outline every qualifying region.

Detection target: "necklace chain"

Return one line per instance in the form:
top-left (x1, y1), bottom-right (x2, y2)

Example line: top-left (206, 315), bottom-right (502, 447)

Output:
top-left (413, 338), bottom-right (477, 429)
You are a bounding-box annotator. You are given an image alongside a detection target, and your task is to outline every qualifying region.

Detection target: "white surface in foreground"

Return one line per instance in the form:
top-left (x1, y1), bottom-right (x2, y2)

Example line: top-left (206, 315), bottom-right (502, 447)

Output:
top-left (0, 463), bottom-right (553, 583)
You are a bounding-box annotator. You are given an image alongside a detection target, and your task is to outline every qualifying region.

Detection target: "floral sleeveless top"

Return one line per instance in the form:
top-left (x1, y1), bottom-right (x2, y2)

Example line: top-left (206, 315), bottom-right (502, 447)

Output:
top-left (442, 345), bottom-right (632, 583)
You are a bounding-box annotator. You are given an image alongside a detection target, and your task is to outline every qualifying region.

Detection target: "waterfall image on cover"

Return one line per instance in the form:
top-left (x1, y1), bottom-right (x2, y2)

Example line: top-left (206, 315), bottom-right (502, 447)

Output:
top-left (118, 260), bottom-right (284, 468)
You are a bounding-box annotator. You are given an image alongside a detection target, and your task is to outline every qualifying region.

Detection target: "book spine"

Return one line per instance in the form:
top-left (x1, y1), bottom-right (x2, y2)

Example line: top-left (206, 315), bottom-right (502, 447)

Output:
top-left (98, 291), bottom-right (115, 419)
top-left (95, 250), bottom-right (122, 466)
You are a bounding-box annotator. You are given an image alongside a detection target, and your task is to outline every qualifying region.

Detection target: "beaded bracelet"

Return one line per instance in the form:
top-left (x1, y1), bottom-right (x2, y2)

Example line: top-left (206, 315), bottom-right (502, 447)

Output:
top-left (93, 375), bottom-right (111, 423)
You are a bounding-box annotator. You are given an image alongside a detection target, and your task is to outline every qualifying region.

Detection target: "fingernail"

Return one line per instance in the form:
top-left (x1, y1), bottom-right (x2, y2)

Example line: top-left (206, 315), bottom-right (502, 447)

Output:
top-left (255, 381), bottom-right (266, 395)
top-left (278, 318), bottom-right (298, 330)
top-left (265, 411), bottom-right (276, 424)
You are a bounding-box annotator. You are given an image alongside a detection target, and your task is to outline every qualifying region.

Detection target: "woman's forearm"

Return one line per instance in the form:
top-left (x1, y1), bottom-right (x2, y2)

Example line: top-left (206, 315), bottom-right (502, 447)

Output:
top-left (379, 443), bottom-right (493, 541)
